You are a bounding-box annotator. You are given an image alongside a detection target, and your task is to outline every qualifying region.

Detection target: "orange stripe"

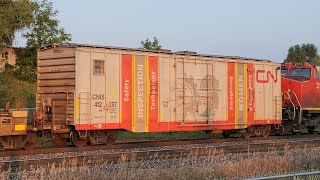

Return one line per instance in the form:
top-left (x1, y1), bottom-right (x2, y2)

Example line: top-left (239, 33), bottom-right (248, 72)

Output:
top-left (148, 56), bottom-right (159, 131)
top-left (145, 56), bottom-right (149, 132)
top-left (227, 62), bottom-right (235, 125)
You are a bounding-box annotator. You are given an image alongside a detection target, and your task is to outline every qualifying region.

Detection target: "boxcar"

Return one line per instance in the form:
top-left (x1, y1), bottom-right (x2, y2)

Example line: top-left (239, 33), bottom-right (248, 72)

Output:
top-left (35, 43), bottom-right (281, 146)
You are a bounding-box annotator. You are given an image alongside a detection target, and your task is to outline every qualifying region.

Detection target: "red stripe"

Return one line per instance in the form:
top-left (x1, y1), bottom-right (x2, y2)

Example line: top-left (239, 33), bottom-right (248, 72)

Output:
top-left (148, 56), bottom-right (159, 131)
top-left (75, 119), bottom-right (281, 131)
top-left (247, 63), bottom-right (255, 124)
top-left (76, 123), bottom-right (121, 130)
top-left (121, 54), bottom-right (132, 131)
top-left (228, 63), bottom-right (235, 124)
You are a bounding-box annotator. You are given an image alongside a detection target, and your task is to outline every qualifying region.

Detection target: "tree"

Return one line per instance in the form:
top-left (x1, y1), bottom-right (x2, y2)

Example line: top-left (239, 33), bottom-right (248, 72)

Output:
top-left (0, 0), bottom-right (35, 49)
top-left (23, 0), bottom-right (72, 49)
top-left (284, 43), bottom-right (319, 63)
top-left (15, 0), bottom-right (72, 82)
top-left (140, 37), bottom-right (162, 50)
top-left (14, 48), bottom-right (37, 82)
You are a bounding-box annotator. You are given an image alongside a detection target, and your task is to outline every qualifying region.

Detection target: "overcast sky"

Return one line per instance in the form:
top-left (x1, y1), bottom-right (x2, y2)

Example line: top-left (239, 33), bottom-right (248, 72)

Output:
top-left (16, 0), bottom-right (320, 62)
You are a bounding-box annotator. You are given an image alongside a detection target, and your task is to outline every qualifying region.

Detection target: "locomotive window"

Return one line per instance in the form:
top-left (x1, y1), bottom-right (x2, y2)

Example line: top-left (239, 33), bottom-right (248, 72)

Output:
top-left (281, 69), bottom-right (287, 77)
top-left (315, 69), bottom-right (320, 79)
top-left (94, 60), bottom-right (104, 75)
top-left (289, 68), bottom-right (311, 79)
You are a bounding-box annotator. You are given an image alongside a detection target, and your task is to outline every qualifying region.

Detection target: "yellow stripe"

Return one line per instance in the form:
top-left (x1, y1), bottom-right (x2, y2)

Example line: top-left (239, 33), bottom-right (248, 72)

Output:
top-left (303, 108), bottom-right (320, 110)
top-left (244, 64), bottom-right (248, 125)
top-left (226, 111), bottom-right (228, 122)
top-left (15, 124), bottom-right (26, 131)
top-left (235, 63), bottom-right (238, 129)
top-left (145, 56), bottom-right (149, 132)
top-left (120, 112), bottom-right (122, 123)
top-left (159, 112), bottom-right (162, 122)
top-left (75, 98), bottom-right (80, 120)
top-left (132, 55), bottom-right (136, 132)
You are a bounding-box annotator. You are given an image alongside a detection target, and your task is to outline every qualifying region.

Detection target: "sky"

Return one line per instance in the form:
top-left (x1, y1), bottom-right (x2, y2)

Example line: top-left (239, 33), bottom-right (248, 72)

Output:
top-left (16, 0), bottom-right (320, 62)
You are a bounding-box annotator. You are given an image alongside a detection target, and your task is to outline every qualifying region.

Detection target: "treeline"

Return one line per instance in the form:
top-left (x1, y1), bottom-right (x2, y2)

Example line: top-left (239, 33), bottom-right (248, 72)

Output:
top-left (0, 0), bottom-right (71, 108)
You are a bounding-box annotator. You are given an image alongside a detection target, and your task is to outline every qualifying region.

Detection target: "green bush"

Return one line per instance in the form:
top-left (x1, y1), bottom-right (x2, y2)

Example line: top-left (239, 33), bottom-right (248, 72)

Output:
top-left (0, 73), bottom-right (36, 109)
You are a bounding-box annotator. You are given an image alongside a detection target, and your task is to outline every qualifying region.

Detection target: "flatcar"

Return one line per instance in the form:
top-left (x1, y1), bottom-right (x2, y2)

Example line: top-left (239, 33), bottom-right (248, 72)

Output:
top-left (0, 103), bottom-right (36, 150)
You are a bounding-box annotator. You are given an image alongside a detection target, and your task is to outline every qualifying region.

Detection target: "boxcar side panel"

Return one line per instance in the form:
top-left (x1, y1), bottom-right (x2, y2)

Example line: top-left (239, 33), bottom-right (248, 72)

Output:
top-left (255, 64), bottom-right (265, 121)
top-left (105, 53), bottom-right (120, 124)
top-left (264, 65), bottom-right (273, 120)
top-left (175, 58), bottom-right (213, 122)
top-left (169, 57), bottom-right (176, 124)
top-left (212, 61), bottom-right (227, 123)
top-left (159, 57), bottom-right (171, 123)
top-left (90, 52), bottom-right (106, 125)
top-left (254, 63), bottom-right (281, 123)
top-left (75, 50), bottom-right (91, 126)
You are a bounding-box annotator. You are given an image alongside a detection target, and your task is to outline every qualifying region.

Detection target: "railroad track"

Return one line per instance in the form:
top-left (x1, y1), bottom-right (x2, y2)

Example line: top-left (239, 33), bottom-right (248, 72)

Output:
top-left (1, 133), bottom-right (320, 157)
top-left (1, 134), bottom-right (320, 171)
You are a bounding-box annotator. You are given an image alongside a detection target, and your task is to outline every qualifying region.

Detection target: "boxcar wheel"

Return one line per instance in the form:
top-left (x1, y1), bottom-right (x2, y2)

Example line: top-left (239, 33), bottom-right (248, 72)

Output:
top-left (23, 132), bottom-right (38, 150)
top-left (307, 126), bottom-right (316, 134)
top-left (242, 131), bottom-right (251, 138)
top-left (105, 130), bottom-right (119, 145)
top-left (222, 131), bottom-right (231, 138)
top-left (261, 125), bottom-right (271, 137)
top-left (242, 126), bottom-right (254, 138)
top-left (52, 134), bottom-right (67, 146)
top-left (70, 130), bottom-right (87, 147)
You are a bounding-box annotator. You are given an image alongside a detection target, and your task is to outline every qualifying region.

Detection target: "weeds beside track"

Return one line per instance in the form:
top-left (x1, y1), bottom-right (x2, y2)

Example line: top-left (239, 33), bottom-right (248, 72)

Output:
top-left (1, 134), bottom-right (320, 171)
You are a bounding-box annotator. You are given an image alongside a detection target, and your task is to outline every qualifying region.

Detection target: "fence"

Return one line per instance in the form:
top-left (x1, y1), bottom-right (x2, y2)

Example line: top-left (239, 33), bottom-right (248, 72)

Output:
top-left (243, 171), bottom-right (320, 180)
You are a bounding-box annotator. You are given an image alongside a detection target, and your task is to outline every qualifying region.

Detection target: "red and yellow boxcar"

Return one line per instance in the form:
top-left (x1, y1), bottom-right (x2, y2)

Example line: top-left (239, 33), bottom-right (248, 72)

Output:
top-left (35, 43), bottom-right (281, 146)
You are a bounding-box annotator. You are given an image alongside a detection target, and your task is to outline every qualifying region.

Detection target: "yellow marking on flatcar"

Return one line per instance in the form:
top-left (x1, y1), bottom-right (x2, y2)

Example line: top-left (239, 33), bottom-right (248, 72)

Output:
top-left (145, 56), bottom-right (149, 132)
top-left (159, 111), bottom-right (162, 122)
top-left (120, 111), bottom-right (122, 123)
top-left (15, 125), bottom-right (26, 131)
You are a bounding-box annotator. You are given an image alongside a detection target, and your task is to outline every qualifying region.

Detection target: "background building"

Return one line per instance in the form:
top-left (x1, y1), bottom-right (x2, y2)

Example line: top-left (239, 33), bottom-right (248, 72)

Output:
top-left (0, 48), bottom-right (16, 69)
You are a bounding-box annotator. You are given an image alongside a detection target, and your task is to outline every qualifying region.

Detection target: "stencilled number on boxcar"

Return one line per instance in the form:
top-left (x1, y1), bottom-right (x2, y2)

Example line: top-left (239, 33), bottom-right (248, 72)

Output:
top-left (105, 101), bottom-right (118, 119)
top-left (92, 94), bottom-right (105, 109)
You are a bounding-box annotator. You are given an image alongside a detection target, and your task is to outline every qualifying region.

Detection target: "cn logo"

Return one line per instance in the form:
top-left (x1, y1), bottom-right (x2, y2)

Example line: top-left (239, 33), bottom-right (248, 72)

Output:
top-left (256, 70), bottom-right (278, 83)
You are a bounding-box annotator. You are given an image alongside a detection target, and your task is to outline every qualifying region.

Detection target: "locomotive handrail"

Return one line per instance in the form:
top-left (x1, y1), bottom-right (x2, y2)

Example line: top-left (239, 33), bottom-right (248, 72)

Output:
top-left (285, 91), bottom-right (296, 119)
top-left (291, 91), bottom-right (302, 124)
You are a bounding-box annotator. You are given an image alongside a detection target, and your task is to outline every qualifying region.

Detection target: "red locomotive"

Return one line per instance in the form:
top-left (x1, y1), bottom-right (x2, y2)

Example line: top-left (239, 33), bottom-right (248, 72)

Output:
top-left (281, 62), bottom-right (320, 133)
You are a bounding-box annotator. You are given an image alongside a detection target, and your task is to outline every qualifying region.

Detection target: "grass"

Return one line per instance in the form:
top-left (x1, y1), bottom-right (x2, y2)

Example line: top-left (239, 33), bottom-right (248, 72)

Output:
top-left (2, 147), bottom-right (320, 180)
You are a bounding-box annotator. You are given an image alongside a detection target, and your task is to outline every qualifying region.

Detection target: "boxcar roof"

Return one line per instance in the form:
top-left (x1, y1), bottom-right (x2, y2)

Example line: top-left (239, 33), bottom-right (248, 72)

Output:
top-left (40, 43), bottom-right (275, 63)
